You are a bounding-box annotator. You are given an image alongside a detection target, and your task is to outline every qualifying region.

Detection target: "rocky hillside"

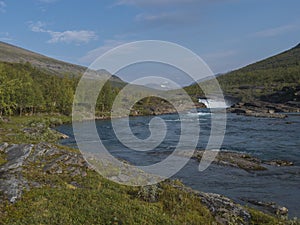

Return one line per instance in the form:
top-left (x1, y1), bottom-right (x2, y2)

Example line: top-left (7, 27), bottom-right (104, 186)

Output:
top-left (0, 41), bottom-right (87, 76)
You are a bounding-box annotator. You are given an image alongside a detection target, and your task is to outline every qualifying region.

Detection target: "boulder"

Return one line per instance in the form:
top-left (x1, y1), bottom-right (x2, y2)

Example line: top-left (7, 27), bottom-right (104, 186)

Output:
top-left (173, 184), bottom-right (251, 225)
top-left (228, 100), bottom-right (298, 118)
top-left (0, 143), bottom-right (91, 203)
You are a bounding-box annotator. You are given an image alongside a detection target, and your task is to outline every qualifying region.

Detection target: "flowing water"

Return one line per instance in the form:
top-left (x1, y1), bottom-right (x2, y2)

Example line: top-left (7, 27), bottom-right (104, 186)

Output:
top-left (56, 110), bottom-right (300, 217)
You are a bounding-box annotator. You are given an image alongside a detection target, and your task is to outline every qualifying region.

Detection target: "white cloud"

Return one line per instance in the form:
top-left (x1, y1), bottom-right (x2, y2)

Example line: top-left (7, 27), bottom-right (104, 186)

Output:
top-left (0, 32), bottom-right (13, 42)
top-left (80, 40), bottom-right (127, 64)
top-left (47, 30), bottom-right (97, 44)
top-left (0, 1), bottom-right (6, 13)
top-left (29, 21), bottom-right (98, 44)
top-left (252, 24), bottom-right (299, 38)
top-left (29, 21), bottom-right (46, 32)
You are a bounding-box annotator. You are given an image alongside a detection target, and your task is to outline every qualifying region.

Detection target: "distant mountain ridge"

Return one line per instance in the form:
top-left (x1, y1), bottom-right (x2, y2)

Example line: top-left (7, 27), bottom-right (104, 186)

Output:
top-left (0, 41), bottom-right (125, 84)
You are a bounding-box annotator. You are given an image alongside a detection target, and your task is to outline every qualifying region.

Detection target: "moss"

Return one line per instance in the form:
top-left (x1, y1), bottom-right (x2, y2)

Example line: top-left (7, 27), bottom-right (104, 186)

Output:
top-left (0, 170), bottom-right (218, 225)
top-left (247, 208), bottom-right (300, 225)
top-left (0, 114), bottom-right (70, 144)
top-left (0, 153), bottom-right (6, 166)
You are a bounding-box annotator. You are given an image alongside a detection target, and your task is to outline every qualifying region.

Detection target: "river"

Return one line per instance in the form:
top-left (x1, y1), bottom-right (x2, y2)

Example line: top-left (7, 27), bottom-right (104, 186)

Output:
top-left (56, 110), bottom-right (300, 217)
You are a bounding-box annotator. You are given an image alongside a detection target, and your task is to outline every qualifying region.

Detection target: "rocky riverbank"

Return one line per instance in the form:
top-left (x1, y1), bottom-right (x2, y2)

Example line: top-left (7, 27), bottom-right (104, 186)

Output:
top-left (0, 116), bottom-right (298, 224)
top-left (227, 85), bottom-right (300, 118)
top-left (0, 142), bottom-right (295, 224)
top-left (176, 150), bottom-right (294, 172)
top-left (0, 143), bottom-right (90, 203)
top-left (228, 101), bottom-right (300, 118)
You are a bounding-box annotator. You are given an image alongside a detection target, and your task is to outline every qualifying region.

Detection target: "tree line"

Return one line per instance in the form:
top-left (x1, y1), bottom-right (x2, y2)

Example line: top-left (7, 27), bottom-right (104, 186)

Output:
top-left (0, 62), bottom-right (118, 116)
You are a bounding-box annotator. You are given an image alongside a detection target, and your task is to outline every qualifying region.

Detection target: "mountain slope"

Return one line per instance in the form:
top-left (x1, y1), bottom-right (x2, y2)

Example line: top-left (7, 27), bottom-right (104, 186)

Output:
top-left (216, 43), bottom-right (300, 102)
top-left (0, 41), bottom-right (125, 86)
top-left (185, 43), bottom-right (300, 105)
top-left (238, 43), bottom-right (300, 72)
top-left (0, 41), bottom-right (87, 76)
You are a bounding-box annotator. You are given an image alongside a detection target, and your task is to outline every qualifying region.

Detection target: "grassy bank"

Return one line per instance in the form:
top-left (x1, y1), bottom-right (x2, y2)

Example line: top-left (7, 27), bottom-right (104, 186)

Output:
top-left (0, 114), bottom-right (298, 225)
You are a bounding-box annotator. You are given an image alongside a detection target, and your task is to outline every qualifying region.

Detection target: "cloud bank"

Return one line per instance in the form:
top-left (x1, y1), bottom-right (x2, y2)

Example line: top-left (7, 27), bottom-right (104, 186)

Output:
top-left (29, 21), bottom-right (98, 44)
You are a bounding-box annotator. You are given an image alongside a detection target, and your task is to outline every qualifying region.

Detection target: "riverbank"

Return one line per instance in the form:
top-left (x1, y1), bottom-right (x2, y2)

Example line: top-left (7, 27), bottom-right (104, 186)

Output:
top-left (0, 114), bottom-right (299, 224)
top-left (228, 100), bottom-right (300, 118)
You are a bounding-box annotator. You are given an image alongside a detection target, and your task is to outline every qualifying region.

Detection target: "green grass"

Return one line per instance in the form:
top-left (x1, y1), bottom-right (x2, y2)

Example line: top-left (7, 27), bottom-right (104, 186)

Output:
top-left (0, 170), bottom-right (215, 225)
top-left (0, 114), bottom-right (71, 144)
top-left (0, 114), bottom-right (299, 225)
top-left (248, 208), bottom-right (300, 225)
top-left (0, 153), bottom-right (6, 165)
top-left (184, 43), bottom-right (300, 102)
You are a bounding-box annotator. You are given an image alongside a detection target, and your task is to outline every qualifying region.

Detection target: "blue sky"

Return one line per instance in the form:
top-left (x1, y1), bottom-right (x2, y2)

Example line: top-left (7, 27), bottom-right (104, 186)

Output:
top-left (0, 0), bottom-right (300, 76)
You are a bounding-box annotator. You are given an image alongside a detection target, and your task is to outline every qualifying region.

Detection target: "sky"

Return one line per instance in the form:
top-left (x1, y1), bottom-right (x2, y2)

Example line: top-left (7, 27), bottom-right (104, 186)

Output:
top-left (0, 0), bottom-right (300, 83)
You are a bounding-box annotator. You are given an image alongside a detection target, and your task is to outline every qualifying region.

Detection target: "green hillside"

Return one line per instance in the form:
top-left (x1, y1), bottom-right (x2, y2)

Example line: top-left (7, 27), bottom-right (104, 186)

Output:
top-left (0, 41), bottom-right (86, 76)
top-left (0, 61), bottom-right (122, 116)
top-left (0, 41), bottom-right (125, 84)
top-left (217, 43), bottom-right (300, 102)
top-left (185, 43), bottom-right (300, 103)
top-left (0, 42), bottom-right (131, 117)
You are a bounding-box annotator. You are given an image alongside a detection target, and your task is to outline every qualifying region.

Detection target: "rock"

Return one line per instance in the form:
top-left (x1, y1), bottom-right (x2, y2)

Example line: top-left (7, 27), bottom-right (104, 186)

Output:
top-left (242, 199), bottom-right (289, 216)
top-left (0, 142), bottom-right (91, 203)
top-left (228, 99), bottom-right (299, 118)
top-left (0, 175), bottom-right (28, 203)
top-left (137, 184), bottom-right (162, 203)
top-left (53, 130), bottom-right (69, 139)
top-left (173, 185), bottom-right (251, 225)
top-left (69, 181), bottom-right (84, 189)
top-left (0, 144), bottom-right (33, 203)
top-left (177, 150), bottom-right (267, 172)
top-left (260, 86), bottom-right (300, 104)
top-left (59, 133), bottom-right (69, 139)
top-left (264, 159), bottom-right (294, 167)
top-left (70, 168), bottom-right (82, 177)
top-left (287, 101), bottom-right (300, 108)
top-left (0, 143), bottom-right (8, 152)
top-left (0, 144), bottom-right (33, 172)
top-left (176, 150), bottom-right (295, 172)
top-left (244, 112), bottom-right (287, 119)
top-left (230, 108), bottom-right (247, 114)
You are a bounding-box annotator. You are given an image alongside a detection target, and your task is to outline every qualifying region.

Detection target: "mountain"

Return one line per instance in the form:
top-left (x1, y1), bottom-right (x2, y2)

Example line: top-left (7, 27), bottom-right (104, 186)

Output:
top-left (0, 41), bottom-right (126, 86)
top-left (0, 41), bottom-right (87, 76)
top-left (232, 43), bottom-right (300, 73)
top-left (216, 43), bottom-right (300, 102)
top-left (185, 43), bottom-right (300, 106)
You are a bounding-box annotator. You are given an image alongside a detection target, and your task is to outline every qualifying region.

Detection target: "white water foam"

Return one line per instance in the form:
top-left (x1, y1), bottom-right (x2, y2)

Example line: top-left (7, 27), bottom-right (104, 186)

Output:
top-left (199, 98), bottom-right (229, 109)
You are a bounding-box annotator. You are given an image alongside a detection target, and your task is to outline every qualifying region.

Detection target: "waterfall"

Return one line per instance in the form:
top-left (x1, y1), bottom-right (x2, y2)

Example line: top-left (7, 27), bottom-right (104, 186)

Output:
top-left (198, 98), bottom-right (229, 109)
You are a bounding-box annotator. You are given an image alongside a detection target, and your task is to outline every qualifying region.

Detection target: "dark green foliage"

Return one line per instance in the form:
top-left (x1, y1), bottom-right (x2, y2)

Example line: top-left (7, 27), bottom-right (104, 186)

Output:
top-left (185, 43), bottom-right (300, 102)
top-left (0, 62), bottom-right (119, 116)
top-left (216, 44), bottom-right (300, 101)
